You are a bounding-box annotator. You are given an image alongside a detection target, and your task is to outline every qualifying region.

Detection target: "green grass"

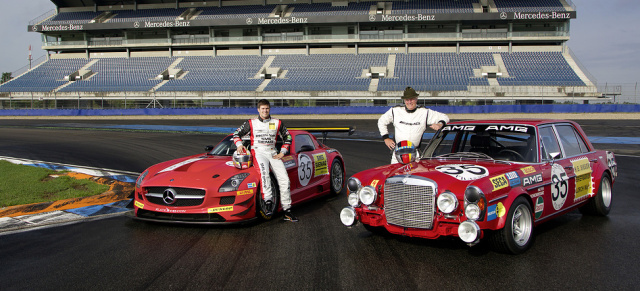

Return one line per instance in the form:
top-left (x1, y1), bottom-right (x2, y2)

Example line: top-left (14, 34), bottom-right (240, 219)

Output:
top-left (0, 160), bottom-right (110, 208)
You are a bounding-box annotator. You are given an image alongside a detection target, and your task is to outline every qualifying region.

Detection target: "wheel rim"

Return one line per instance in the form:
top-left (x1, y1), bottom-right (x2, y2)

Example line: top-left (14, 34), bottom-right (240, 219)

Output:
top-left (331, 161), bottom-right (343, 192)
top-left (512, 204), bottom-right (533, 247)
top-left (601, 177), bottom-right (612, 208)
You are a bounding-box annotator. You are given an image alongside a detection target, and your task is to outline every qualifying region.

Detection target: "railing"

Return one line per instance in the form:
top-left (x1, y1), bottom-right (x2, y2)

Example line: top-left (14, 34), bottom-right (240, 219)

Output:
top-left (29, 9), bottom-right (56, 26)
top-left (567, 47), bottom-right (598, 86)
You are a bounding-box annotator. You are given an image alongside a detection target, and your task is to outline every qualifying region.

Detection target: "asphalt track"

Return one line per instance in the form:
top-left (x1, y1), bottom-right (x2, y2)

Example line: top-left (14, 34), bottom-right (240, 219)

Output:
top-left (0, 118), bottom-right (639, 290)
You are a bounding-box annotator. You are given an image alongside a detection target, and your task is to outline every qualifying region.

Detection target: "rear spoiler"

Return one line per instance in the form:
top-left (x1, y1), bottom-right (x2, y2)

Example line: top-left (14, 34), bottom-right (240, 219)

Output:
top-left (288, 127), bottom-right (356, 144)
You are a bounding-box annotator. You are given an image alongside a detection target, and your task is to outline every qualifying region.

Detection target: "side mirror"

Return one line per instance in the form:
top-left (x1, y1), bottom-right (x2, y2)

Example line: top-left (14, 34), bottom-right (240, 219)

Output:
top-left (298, 145), bottom-right (314, 153)
top-left (548, 152), bottom-right (560, 164)
top-left (205, 145), bottom-right (214, 152)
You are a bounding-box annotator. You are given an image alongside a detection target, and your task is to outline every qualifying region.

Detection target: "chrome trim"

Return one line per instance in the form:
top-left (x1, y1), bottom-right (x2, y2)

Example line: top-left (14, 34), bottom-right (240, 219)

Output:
top-left (384, 175), bottom-right (437, 229)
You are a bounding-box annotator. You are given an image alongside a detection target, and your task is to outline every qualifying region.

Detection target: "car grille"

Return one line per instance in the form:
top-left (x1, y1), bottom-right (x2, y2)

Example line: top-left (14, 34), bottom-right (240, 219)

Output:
top-left (384, 176), bottom-right (437, 229)
top-left (144, 187), bottom-right (206, 207)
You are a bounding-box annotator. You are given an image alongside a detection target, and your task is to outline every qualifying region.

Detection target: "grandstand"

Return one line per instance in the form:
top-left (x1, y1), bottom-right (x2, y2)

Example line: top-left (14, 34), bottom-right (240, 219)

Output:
top-left (0, 0), bottom-right (601, 109)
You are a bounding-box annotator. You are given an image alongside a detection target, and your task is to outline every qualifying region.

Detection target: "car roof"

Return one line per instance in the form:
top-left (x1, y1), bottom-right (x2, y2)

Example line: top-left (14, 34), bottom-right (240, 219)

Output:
top-left (450, 119), bottom-right (577, 127)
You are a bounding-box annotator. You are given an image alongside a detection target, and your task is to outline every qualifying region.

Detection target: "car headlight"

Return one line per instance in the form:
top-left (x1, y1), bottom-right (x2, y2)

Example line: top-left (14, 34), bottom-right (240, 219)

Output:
top-left (348, 192), bottom-right (360, 207)
top-left (219, 173), bottom-right (250, 192)
top-left (465, 204), bottom-right (481, 221)
top-left (458, 221), bottom-right (481, 244)
top-left (136, 170), bottom-right (149, 188)
top-left (358, 186), bottom-right (378, 206)
top-left (347, 177), bottom-right (362, 193)
top-left (340, 207), bottom-right (357, 227)
top-left (437, 191), bottom-right (458, 214)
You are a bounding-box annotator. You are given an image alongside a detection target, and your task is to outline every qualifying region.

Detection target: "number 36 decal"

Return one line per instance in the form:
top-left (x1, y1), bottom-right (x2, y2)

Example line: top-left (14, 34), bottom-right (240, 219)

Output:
top-left (436, 164), bottom-right (490, 181)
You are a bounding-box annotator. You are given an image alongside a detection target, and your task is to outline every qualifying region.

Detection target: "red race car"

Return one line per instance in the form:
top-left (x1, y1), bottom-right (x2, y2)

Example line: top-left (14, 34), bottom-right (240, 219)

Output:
top-left (133, 127), bottom-right (352, 224)
top-left (340, 120), bottom-right (617, 254)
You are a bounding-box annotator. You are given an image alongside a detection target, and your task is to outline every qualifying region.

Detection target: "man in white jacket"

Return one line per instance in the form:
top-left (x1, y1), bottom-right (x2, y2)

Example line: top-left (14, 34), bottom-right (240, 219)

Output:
top-left (378, 87), bottom-right (450, 164)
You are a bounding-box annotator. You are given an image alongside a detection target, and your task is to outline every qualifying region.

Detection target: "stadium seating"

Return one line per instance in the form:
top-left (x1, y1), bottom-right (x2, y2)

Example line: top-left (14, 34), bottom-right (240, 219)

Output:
top-left (494, 0), bottom-right (566, 12)
top-left (390, 0), bottom-right (475, 14)
top-left (0, 59), bottom-right (89, 92)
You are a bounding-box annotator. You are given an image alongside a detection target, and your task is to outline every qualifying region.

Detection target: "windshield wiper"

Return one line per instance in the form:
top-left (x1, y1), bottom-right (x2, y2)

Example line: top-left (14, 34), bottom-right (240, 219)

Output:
top-left (436, 152), bottom-right (494, 160)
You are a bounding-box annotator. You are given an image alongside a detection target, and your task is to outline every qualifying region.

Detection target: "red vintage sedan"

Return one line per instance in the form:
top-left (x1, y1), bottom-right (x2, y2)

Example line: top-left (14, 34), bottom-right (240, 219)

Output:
top-left (133, 128), bottom-right (351, 224)
top-left (340, 120), bottom-right (617, 254)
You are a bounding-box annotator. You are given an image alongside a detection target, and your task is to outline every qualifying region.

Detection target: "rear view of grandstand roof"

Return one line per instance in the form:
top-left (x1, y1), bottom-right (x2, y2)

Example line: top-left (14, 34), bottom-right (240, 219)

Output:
top-left (2, 0), bottom-right (601, 109)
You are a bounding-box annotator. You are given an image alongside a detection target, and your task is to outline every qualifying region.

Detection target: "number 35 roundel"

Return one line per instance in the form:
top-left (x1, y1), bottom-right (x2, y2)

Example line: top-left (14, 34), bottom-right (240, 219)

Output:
top-left (436, 164), bottom-right (490, 181)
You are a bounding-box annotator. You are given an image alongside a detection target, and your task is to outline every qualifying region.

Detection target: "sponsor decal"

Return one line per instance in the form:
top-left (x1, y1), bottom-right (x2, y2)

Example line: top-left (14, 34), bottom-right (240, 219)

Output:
top-left (435, 164), bottom-right (489, 181)
top-left (208, 206), bottom-right (234, 213)
top-left (247, 182), bottom-right (256, 189)
top-left (521, 166), bottom-right (536, 175)
top-left (134, 200), bottom-right (144, 209)
top-left (506, 171), bottom-right (521, 187)
top-left (535, 197), bottom-right (544, 219)
top-left (490, 174), bottom-right (509, 191)
top-left (523, 173), bottom-right (543, 187)
top-left (487, 202), bottom-right (506, 221)
top-left (607, 151), bottom-right (618, 178)
top-left (298, 154), bottom-right (313, 187)
top-left (237, 189), bottom-right (254, 196)
top-left (269, 122), bottom-right (276, 130)
top-left (485, 125), bottom-right (528, 133)
top-left (530, 187), bottom-right (544, 198)
top-left (158, 158), bottom-right (203, 173)
top-left (313, 153), bottom-right (329, 176)
top-left (282, 155), bottom-right (296, 169)
top-left (371, 180), bottom-right (379, 188)
top-left (550, 163), bottom-right (569, 210)
top-left (443, 125), bottom-right (476, 131)
top-left (572, 157), bottom-right (593, 201)
top-left (154, 208), bottom-right (187, 213)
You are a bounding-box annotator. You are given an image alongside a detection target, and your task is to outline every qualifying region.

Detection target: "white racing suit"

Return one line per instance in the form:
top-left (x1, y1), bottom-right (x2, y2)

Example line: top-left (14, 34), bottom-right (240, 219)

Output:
top-left (378, 106), bottom-right (450, 164)
top-left (233, 116), bottom-right (293, 210)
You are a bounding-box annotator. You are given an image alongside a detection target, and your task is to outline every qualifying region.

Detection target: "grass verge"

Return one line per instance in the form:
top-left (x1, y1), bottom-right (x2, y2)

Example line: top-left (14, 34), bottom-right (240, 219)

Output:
top-left (0, 160), bottom-right (110, 208)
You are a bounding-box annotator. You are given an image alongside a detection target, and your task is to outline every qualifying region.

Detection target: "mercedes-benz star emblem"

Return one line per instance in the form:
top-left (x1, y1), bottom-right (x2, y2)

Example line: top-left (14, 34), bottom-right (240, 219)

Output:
top-left (246, 18), bottom-right (253, 25)
top-left (134, 22), bottom-right (140, 28)
top-left (500, 12), bottom-right (508, 20)
top-left (163, 188), bottom-right (178, 205)
top-left (369, 15), bottom-right (376, 22)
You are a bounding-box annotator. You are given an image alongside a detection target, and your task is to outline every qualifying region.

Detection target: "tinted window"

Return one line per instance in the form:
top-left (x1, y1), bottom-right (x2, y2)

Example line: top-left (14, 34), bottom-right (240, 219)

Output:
top-left (539, 126), bottom-right (562, 160)
top-left (556, 125), bottom-right (589, 157)
top-left (295, 134), bottom-right (315, 153)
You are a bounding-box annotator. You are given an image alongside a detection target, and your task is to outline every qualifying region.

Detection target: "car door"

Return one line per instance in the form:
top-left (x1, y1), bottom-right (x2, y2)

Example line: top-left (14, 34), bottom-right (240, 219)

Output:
top-left (537, 125), bottom-right (574, 219)
top-left (553, 123), bottom-right (596, 207)
top-left (289, 133), bottom-right (329, 202)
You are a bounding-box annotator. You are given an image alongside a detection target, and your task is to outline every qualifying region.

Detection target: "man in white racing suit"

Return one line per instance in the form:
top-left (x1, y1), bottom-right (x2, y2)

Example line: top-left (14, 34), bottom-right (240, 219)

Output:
top-left (378, 87), bottom-right (450, 164)
top-left (233, 99), bottom-right (298, 222)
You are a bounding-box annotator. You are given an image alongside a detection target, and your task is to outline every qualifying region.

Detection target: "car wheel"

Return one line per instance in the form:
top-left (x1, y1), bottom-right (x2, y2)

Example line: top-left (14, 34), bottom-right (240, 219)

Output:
top-left (488, 196), bottom-right (534, 254)
top-left (330, 158), bottom-right (345, 195)
top-left (257, 175), bottom-right (280, 220)
top-left (579, 173), bottom-right (612, 216)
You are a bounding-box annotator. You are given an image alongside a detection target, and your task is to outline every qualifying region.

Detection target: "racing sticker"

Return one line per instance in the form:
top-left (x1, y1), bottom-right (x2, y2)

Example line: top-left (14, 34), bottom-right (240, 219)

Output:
top-left (550, 163), bottom-right (569, 210)
top-left (159, 158), bottom-right (204, 173)
top-left (237, 189), bottom-right (254, 196)
top-left (312, 153), bottom-right (329, 177)
top-left (208, 206), bottom-right (233, 213)
top-left (490, 174), bottom-right (509, 191)
top-left (487, 202), bottom-right (506, 221)
top-left (247, 182), bottom-right (257, 189)
top-left (298, 154), bottom-right (313, 187)
top-left (522, 173), bottom-right (543, 187)
top-left (520, 166), bottom-right (536, 175)
top-left (506, 171), bottom-right (521, 187)
top-left (371, 180), bottom-right (380, 188)
top-left (606, 151), bottom-right (618, 178)
top-left (282, 155), bottom-right (296, 169)
top-left (435, 164), bottom-right (489, 181)
top-left (134, 200), bottom-right (144, 209)
top-left (535, 197), bottom-right (544, 219)
top-left (571, 157), bottom-right (593, 201)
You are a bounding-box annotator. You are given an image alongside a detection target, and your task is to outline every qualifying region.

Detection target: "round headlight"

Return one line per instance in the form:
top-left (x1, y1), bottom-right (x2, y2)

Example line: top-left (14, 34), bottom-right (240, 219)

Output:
top-left (458, 221), bottom-right (481, 243)
top-left (465, 203), bottom-right (481, 221)
top-left (348, 192), bottom-right (360, 207)
top-left (340, 207), bottom-right (357, 227)
top-left (465, 186), bottom-right (484, 203)
top-left (358, 186), bottom-right (378, 206)
top-left (437, 191), bottom-right (458, 214)
top-left (347, 177), bottom-right (362, 193)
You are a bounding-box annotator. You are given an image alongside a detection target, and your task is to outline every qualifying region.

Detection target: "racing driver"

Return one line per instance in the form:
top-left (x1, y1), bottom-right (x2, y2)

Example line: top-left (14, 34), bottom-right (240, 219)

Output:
top-left (378, 86), bottom-right (450, 164)
top-left (233, 99), bottom-right (298, 222)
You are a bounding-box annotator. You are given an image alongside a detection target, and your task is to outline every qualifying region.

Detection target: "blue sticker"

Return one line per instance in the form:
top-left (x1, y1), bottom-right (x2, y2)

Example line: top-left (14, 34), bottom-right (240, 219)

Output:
top-left (506, 171), bottom-right (521, 187)
top-left (487, 204), bottom-right (497, 221)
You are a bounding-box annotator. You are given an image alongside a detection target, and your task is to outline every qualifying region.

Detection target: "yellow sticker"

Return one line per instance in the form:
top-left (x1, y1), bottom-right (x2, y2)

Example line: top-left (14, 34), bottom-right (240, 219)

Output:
top-left (269, 123), bottom-right (276, 130)
top-left (208, 206), bottom-right (234, 213)
top-left (134, 200), bottom-right (144, 209)
top-left (490, 174), bottom-right (509, 191)
top-left (521, 166), bottom-right (536, 175)
top-left (572, 158), bottom-right (593, 200)
top-left (313, 153), bottom-right (328, 176)
top-left (497, 202), bottom-right (506, 218)
top-left (371, 180), bottom-right (379, 188)
top-left (237, 189), bottom-right (254, 196)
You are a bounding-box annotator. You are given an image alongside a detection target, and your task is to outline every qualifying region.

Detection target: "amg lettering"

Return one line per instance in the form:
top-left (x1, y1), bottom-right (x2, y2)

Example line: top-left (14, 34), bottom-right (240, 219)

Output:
top-left (486, 125), bottom-right (528, 133)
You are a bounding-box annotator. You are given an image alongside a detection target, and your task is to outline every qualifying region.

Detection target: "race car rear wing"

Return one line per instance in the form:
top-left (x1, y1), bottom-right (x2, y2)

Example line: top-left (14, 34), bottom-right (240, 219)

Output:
top-left (288, 127), bottom-right (356, 144)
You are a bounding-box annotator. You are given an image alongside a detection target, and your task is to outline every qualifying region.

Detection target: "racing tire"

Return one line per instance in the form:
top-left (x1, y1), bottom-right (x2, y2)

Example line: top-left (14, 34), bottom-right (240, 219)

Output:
top-left (488, 196), bottom-right (534, 254)
top-left (579, 173), bottom-right (612, 216)
top-left (256, 174), bottom-right (280, 220)
top-left (329, 158), bottom-right (345, 195)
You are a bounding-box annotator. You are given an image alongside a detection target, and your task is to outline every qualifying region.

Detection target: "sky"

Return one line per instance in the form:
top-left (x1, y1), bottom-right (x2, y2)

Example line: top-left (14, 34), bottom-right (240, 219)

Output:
top-left (0, 1), bottom-right (638, 94)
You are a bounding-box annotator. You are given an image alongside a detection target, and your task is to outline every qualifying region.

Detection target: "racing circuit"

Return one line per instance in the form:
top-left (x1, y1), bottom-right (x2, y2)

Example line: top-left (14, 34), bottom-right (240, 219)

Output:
top-left (0, 117), bottom-right (638, 290)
